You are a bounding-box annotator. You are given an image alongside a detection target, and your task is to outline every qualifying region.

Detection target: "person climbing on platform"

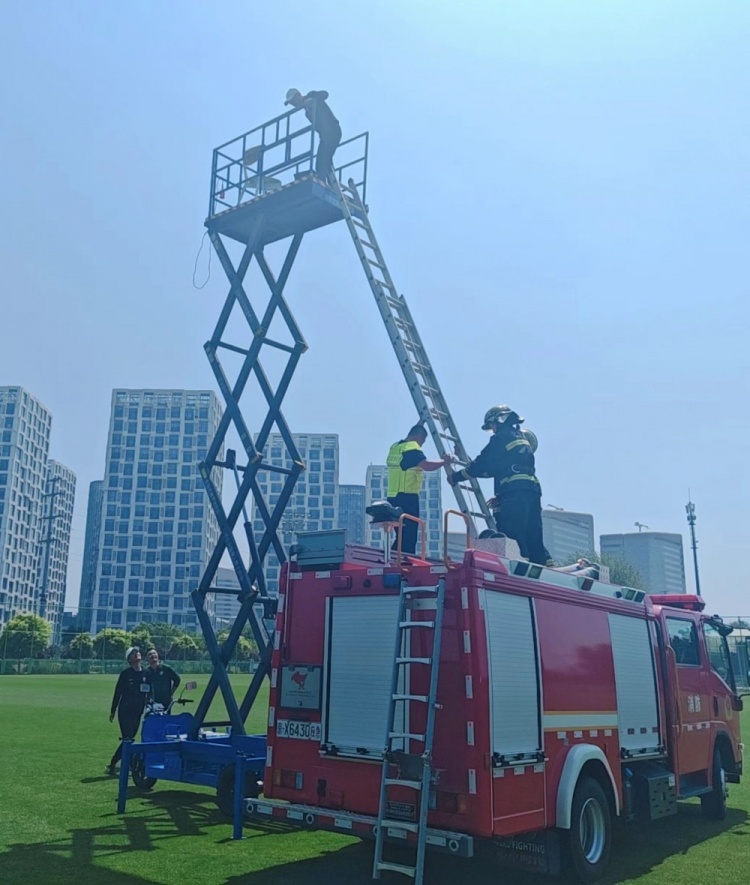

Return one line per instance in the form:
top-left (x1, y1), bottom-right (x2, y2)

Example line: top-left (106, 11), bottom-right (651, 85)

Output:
top-left (284, 88), bottom-right (342, 184)
top-left (447, 405), bottom-right (554, 567)
top-left (106, 646), bottom-right (149, 775)
top-left (386, 424), bottom-right (453, 556)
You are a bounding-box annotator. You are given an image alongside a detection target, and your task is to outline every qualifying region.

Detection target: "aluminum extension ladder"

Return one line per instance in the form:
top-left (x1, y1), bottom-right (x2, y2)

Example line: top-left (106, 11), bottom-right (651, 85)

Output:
top-left (372, 579), bottom-right (447, 883)
top-left (334, 178), bottom-right (495, 535)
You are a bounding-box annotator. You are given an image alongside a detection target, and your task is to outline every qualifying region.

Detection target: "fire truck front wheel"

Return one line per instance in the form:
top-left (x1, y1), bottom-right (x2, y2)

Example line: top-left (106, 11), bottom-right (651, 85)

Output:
top-left (562, 777), bottom-right (612, 883)
top-left (701, 747), bottom-right (728, 821)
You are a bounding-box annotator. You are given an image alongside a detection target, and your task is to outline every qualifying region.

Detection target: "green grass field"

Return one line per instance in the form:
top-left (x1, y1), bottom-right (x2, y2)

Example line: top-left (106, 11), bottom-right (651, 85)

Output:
top-left (1, 676), bottom-right (748, 884)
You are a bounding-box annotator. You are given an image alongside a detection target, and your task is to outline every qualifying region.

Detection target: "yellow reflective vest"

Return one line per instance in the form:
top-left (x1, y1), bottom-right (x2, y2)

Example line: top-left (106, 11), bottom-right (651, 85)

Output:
top-left (386, 440), bottom-right (424, 496)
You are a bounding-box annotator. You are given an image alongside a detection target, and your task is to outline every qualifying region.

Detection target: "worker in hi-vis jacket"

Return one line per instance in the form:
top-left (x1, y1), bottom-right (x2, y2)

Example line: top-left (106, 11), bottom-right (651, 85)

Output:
top-left (386, 424), bottom-right (452, 556)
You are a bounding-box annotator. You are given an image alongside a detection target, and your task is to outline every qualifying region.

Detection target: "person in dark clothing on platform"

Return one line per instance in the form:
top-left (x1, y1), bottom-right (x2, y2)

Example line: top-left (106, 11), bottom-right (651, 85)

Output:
top-left (145, 648), bottom-right (181, 707)
top-left (386, 424), bottom-right (452, 556)
top-left (106, 646), bottom-right (150, 775)
top-left (285, 88), bottom-right (342, 182)
top-left (448, 405), bottom-right (553, 566)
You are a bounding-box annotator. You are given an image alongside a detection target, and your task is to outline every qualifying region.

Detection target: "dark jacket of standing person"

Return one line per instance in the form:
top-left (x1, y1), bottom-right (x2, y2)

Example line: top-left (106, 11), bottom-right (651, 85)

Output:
top-left (145, 648), bottom-right (181, 707)
top-left (285, 88), bottom-right (342, 181)
top-left (448, 405), bottom-right (553, 566)
top-left (107, 647), bottom-right (149, 774)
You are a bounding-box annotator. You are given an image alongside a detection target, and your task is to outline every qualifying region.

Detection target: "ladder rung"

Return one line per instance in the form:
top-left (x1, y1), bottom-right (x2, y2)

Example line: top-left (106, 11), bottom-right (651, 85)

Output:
top-left (389, 732), bottom-right (426, 742)
top-left (402, 585), bottom-right (440, 595)
top-left (351, 217), bottom-right (367, 228)
top-left (392, 694), bottom-right (430, 703)
top-left (376, 861), bottom-right (416, 877)
top-left (378, 860), bottom-right (417, 879)
top-left (379, 819), bottom-right (420, 833)
top-left (396, 657), bottom-right (432, 665)
top-left (361, 238), bottom-right (377, 250)
top-left (399, 620), bottom-right (435, 629)
top-left (367, 258), bottom-right (387, 271)
top-left (384, 778), bottom-right (422, 789)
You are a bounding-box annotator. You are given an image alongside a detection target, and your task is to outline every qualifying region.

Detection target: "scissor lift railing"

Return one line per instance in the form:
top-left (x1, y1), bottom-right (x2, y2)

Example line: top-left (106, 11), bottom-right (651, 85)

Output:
top-left (209, 106), bottom-right (368, 218)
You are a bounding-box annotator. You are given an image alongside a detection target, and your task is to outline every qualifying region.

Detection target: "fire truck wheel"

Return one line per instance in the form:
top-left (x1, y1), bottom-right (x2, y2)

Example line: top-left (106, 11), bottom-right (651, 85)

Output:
top-left (701, 747), bottom-right (728, 821)
top-left (131, 757), bottom-right (157, 791)
top-left (563, 777), bottom-right (612, 883)
top-left (216, 765), bottom-right (262, 818)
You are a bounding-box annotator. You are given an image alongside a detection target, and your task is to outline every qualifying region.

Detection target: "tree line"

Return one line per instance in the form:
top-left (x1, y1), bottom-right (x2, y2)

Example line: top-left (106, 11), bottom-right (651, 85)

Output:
top-left (0, 613), bottom-right (259, 661)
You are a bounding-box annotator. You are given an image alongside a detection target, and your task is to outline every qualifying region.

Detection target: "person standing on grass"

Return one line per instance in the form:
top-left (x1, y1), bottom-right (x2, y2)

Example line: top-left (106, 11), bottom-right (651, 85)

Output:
top-left (106, 646), bottom-right (149, 775)
top-left (144, 648), bottom-right (181, 707)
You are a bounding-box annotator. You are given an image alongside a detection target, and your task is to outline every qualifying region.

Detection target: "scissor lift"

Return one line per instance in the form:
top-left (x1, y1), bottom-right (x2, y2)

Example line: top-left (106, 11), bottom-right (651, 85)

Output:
top-left (118, 105), bottom-right (492, 832)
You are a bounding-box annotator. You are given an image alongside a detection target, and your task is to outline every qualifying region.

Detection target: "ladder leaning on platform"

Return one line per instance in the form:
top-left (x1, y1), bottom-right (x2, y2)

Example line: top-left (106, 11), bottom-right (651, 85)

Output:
top-left (333, 178), bottom-right (494, 536)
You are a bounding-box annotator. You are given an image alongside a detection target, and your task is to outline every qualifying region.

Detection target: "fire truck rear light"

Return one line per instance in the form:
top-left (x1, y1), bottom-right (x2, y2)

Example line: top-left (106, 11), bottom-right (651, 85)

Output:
top-left (436, 792), bottom-right (468, 814)
top-left (274, 769), bottom-right (304, 789)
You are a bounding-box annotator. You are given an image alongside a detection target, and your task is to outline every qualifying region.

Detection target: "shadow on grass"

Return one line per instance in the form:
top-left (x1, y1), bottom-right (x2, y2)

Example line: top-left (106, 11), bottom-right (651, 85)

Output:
top-left (0, 790), bottom-right (222, 885)
top-left (222, 805), bottom-right (749, 885)
top-left (2, 793), bottom-right (746, 885)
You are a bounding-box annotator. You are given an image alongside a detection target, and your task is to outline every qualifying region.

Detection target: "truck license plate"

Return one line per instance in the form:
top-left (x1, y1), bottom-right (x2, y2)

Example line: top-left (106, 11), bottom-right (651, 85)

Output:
top-left (276, 719), bottom-right (322, 741)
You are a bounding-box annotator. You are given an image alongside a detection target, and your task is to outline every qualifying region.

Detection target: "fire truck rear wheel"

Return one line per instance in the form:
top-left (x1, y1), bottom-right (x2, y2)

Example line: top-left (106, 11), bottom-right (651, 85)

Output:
top-left (216, 765), bottom-right (262, 818)
top-left (701, 747), bottom-right (727, 821)
top-left (563, 777), bottom-right (612, 883)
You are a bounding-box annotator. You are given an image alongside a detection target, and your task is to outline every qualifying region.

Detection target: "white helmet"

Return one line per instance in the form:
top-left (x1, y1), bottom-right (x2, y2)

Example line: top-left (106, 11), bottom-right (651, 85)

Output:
top-left (521, 429), bottom-right (538, 453)
top-left (285, 88), bottom-right (302, 105)
top-left (481, 405), bottom-right (523, 430)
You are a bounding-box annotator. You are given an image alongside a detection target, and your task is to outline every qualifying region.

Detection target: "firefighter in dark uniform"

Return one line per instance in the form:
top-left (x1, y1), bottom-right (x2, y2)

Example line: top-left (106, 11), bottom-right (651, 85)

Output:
top-left (106, 646), bottom-right (149, 775)
top-left (145, 648), bottom-right (181, 707)
top-left (448, 405), bottom-right (553, 566)
top-left (285, 88), bottom-right (342, 182)
top-left (386, 424), bottom-right (452, 556)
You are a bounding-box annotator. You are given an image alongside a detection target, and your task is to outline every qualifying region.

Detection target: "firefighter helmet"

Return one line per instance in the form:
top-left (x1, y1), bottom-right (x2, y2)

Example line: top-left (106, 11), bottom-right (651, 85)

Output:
top-left (481, 405), bottom-right (523, 430)
top-left (521, 428), bottom-right (538, 453)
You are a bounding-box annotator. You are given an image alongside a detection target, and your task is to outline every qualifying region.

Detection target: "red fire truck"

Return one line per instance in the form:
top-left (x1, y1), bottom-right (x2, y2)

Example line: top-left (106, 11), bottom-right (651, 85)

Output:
top-left (244, 531), bottom-right (743, 883)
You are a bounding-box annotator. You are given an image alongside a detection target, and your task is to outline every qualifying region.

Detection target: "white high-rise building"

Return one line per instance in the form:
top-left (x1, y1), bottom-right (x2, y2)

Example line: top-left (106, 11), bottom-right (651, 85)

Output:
top-left (36, 460), bottom-right (76, 643)
top-left (364, 465), bottom-right (442, 559)
top-left (89, 389), bottom-right (223, 634)
top-left (251, 433), bottom-right (339, 595)
top-left (542, 509), bottom-right (595, 564)
top-left (0, 386), bottom-right (52, 631)
top-left (600, 531), bottom-right (687, 594)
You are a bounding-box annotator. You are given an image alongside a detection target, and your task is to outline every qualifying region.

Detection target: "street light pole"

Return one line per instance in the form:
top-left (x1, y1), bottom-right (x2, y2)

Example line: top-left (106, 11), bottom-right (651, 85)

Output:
top-left (685, 493), bottom-right (702, 597)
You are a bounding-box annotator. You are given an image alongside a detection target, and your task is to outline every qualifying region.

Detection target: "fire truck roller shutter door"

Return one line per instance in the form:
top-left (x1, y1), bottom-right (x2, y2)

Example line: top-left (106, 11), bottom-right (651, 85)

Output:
top-left (325, 595), bottom-right (405, 756)
top-left (608, 614), bottom-right (662, 756)
top-left (555, 745), bottom-right (620, 828)
top-left (483, 590), bottom-right (542, 760)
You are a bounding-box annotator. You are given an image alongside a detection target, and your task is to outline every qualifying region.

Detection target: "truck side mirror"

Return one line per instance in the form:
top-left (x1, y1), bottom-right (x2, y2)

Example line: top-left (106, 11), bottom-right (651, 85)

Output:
top-left (185, 681), bottom-right (197, 691)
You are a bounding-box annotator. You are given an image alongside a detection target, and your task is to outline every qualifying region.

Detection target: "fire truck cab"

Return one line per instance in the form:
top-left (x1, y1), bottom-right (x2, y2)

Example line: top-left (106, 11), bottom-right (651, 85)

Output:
top-left (247, 532), bottom-right (743, 883)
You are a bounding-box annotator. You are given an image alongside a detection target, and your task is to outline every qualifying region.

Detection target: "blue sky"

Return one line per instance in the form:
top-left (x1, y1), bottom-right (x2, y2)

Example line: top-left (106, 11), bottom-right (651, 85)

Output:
top-left (1, 1), bottom-right (748, 612)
